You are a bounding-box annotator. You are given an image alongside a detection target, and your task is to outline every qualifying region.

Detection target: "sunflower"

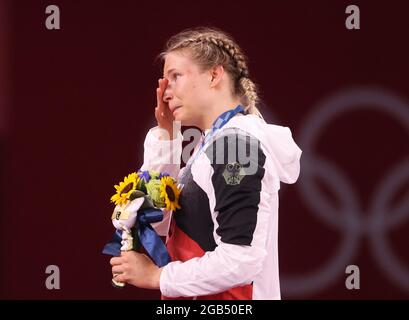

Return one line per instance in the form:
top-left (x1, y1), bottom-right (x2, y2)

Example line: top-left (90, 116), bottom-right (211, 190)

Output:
top-left (159, 176), bottom-right (181, 211)
top-left (110, 172), bottom-right (140, 206)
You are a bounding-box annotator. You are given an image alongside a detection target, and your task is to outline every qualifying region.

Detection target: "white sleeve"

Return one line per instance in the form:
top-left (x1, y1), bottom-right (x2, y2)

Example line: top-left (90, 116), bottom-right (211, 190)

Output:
top-left (139, 126), bottom-right (183, 179)
top-left (139, 126), bottom-right (183, 236)
top-left (159, 242), bottom-right (267, 297)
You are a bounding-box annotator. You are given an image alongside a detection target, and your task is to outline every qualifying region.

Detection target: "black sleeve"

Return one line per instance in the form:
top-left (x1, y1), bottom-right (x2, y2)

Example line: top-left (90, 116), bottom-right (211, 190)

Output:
top-left (205, 128), bottom-right (266, 246)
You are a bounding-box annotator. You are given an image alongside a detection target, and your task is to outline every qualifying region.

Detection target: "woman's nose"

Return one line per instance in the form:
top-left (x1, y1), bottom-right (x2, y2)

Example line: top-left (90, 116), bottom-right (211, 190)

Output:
top-left (163, 85), bottom-right (173, 103)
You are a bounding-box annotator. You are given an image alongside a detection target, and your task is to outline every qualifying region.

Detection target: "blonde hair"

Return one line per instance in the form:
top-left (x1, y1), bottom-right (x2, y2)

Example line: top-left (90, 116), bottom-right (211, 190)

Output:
top-left (159, 27), bottom-right (264, 119)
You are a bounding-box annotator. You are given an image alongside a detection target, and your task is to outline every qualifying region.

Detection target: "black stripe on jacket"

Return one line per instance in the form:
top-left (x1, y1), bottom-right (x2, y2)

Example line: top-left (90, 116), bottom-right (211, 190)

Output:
top-left (205, 128), bottom-right (266, 246)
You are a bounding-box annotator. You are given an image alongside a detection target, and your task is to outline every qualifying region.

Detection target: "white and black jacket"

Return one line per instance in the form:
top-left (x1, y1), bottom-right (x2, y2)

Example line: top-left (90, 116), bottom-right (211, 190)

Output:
top-left (140, 113), bottom-right (302, 300)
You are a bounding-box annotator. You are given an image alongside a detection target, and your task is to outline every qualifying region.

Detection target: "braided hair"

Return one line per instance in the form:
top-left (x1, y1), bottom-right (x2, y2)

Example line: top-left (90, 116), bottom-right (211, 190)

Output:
top-left (158, 27), bottom-right (264, 119)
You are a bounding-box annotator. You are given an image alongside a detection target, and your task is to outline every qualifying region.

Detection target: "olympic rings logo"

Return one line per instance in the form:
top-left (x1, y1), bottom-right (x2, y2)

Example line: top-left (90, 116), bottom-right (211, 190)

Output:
top-left (280, 87), bottom-right (409, 296)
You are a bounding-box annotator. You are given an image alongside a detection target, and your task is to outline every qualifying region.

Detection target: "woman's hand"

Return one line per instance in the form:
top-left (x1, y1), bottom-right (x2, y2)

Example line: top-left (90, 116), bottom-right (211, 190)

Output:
top-left (110, 251), bottom-right (162, 290)
top-left (154, 78), bottom-right (175, 140)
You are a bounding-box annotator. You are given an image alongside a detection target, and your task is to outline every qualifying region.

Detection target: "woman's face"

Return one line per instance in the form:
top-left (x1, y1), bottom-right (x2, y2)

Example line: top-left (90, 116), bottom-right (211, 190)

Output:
top-left (163, 51), bottom-right (212, 127)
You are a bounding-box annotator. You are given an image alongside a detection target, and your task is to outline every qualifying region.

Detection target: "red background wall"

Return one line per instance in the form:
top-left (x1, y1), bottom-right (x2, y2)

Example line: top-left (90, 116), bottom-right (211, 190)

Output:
top-left (1, 0), bottom-right (408, 299)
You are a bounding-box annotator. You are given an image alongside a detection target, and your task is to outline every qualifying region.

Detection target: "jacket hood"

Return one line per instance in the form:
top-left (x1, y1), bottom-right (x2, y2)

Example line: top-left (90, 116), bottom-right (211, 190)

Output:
top-left (222, 114), bottom-right (302, 185)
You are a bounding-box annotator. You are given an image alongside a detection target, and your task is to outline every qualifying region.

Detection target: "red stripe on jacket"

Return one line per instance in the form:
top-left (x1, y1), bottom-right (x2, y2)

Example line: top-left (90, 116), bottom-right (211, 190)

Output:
top-left (161, 218), bottom-right (253, 300)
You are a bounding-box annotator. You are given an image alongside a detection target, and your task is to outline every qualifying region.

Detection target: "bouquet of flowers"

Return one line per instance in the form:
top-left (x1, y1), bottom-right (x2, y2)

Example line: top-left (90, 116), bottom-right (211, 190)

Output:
top-left (102, 169), bottom-right (182, 287)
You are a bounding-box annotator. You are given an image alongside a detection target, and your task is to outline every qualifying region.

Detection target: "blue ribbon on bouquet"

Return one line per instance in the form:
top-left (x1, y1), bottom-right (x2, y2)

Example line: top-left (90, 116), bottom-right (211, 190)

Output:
top-left (102, 208), bottom-right (171, 267)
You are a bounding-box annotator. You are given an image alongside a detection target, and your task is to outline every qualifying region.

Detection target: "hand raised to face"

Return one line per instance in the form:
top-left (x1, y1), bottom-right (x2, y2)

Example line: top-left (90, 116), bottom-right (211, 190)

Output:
top-left (154, 78), bottom-right (175, 140)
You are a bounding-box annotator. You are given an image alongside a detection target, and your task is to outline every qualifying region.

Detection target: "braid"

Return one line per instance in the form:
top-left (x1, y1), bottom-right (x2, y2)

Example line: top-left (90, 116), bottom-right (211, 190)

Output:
top-left (160, 27), bottom-right (264, 119)
top-left (192, 34), bottom-right (258, 114)
top-left (239, 77), bottom-right (258, 112)
top-left (196, 35), bottom-right (249, 79)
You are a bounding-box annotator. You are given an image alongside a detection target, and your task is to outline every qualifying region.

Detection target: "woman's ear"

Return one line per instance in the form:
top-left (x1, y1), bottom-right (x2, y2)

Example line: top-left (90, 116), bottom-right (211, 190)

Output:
top-left (209, 65), bottom-right (224, 88)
